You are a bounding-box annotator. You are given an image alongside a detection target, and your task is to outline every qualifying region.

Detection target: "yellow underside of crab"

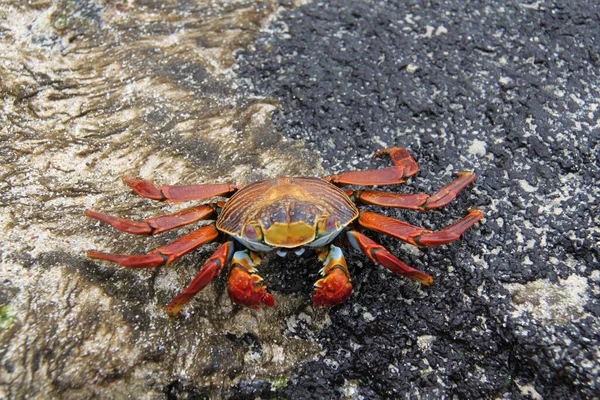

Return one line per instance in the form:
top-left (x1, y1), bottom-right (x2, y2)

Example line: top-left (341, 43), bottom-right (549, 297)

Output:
top-left (262, 220), bottom-right (317, 247)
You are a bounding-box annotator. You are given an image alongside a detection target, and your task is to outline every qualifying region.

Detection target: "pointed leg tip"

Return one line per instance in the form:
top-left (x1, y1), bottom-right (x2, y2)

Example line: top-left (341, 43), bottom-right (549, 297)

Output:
top-left (87, 250), bottom-right (107, 259)
top-left (166, 304), bottom-right (183, 318)
top-left (372, 148), bottom-right (389, 157)
top-left (373, 147), bottom-right (405, 157)
top-left (84, 209), bottom-right (110, 222)
top-left (121, 176), bottom-right (140, 188)
top-left (467, 208), bottom-right (485, 219)
top-left (86, 250), bottom-right (127, 264)
top-left (456, 171), bottom-right (475, 177)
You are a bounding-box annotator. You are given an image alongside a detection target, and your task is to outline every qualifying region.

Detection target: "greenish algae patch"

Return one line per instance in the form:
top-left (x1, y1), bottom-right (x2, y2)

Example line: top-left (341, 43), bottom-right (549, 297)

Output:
top-left (270, 376), bottom-right (288, 391)
top-left (0, 305), bottom-right (15, 329)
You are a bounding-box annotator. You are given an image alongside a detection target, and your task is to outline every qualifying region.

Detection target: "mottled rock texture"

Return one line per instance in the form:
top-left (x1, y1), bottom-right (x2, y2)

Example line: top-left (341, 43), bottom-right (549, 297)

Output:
top-left (237, 0), bottom-right (599, 398)
top-left (1, 0), bottom-right (598, 399)
top-left (0, 1), bottom-right (322, 399)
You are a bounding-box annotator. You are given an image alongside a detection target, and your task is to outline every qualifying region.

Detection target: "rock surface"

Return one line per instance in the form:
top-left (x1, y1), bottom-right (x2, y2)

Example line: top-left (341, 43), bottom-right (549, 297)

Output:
top-left (0, 1), bottom-right (322, 399)
top-left (1, 0), bottom-right (599, 399)
top-left (236, 0), bottom-right (600, 398)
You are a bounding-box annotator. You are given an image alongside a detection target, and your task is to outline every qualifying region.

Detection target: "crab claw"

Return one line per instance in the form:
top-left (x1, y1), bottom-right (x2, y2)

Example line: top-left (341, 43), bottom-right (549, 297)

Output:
top-left (313, 268), bottom-right (352, 307)
top-left (227, 250), bottom-right (274, 309)
top-left (228, 267), bottom-right (275, 308)
top-left (312, 244), bottom-right (352, 307)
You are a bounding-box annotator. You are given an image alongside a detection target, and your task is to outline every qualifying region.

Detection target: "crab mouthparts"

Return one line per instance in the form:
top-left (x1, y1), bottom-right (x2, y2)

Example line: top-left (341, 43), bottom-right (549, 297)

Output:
top-left (276, 248), bottom-right (306, 257)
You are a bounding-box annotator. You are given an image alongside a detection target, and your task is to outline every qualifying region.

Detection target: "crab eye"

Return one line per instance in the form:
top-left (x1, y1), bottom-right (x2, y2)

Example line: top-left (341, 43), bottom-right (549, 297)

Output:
top-left (319, 216), bottom-right (337, 233)
top-left (325, 216), bottom-right (337, 231)
top-left (243, 225), bottom-right (261, 240)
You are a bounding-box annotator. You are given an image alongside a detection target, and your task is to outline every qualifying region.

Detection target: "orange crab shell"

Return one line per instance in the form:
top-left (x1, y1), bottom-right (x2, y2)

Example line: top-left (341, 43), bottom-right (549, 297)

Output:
top-left (216, 177), bottom-right (359, 250)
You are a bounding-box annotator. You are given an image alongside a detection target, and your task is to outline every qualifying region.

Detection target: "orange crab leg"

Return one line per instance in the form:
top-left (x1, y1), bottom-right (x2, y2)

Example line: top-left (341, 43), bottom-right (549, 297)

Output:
top-left (346, 230), bottom-right (433, 285)
top-left (358, 209), bottom-right (484, 247)
top-left (84, 204), bottom-right (216, 235)
top-left (226, 250), bottom-right (275, 309)
top-left (352, 172), bottom-right (476, 211)
top-left (166, 241), bottom-right (235, 316)
top-left (324, 147), bottom-right (419, 186)
top-left (123, 176), bottom-right (238, 202)
top-left (87, 224), bottom-right (219, 268)
top-left (313, 245), bottom-right (353, 307)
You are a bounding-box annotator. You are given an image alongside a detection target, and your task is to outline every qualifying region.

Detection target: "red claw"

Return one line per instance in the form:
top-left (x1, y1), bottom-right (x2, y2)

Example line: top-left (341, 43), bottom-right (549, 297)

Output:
top-left (261, 292), bottom-right (275, 308)
top-left (312, 244), bottom-right (353, 307)
top-left (313, 268), bottom-right (352, 307)
top-left (227, 267), bottom-right (275, 309)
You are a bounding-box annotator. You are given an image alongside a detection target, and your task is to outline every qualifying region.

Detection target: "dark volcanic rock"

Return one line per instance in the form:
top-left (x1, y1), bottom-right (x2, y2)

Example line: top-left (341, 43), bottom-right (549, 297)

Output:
top-left (236, 0), bottom-right (600, 398)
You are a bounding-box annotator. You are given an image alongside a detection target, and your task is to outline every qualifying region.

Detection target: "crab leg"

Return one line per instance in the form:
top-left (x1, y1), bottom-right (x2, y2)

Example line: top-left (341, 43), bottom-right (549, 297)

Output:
top-left (324, 147), bottom-right (419, 186)
top-left (227, 250), bottom-right (275, 309)
top-left (313, 244), bottom-right (353, 307)
top-left (123, 176), bottom-right (238, 202)
top-left (358, 209), bottom-right (484, 247)
top-left (87, 224), bottom-right (219, 268)
top-left (84, 204), bottom-right (216, 235)
top-left (351, 172), bottom-right (476, 211)
top-left (346, 230), bottom-right (433, 285)
top-left (166, 241), bottom-right (235, 316)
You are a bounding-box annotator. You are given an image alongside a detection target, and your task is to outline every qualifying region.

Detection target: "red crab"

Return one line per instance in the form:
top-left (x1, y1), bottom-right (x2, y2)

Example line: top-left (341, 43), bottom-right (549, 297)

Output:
top-left (85, 148), bottom-right (483, 315)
